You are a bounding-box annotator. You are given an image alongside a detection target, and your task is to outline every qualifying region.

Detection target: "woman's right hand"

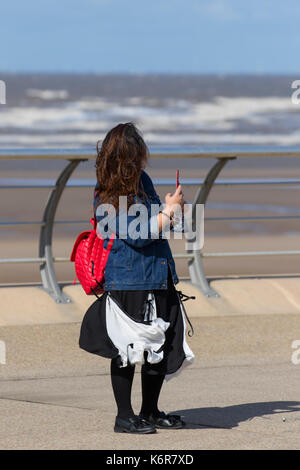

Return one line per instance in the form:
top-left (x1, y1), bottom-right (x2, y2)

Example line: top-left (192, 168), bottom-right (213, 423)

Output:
top-left (164, 185), bottom-right (184, 216)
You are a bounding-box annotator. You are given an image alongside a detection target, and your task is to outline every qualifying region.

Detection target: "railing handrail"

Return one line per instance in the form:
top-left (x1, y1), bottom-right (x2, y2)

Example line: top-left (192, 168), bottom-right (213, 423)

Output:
top-left (2, 176), bottom-right (300, 189)
top-left (2, 146), bottom-right (300, 160)
top-left (1, 147), bottom-right (300, 302)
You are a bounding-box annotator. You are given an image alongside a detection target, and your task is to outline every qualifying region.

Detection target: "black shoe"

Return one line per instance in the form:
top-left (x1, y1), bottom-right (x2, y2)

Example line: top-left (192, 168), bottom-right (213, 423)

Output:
top-left (139, 411), bottom-right (185, 429)
top-left (114, 415), bottom-right (157, 434)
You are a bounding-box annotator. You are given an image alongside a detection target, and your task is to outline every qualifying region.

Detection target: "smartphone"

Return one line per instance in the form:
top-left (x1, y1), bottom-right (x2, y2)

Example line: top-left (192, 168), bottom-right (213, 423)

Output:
top-left (173, 169), bottom-right (183, 232)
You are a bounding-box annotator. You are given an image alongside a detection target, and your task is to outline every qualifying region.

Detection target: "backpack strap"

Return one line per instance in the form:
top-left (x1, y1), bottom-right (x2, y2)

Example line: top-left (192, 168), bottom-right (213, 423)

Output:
top-left (176, 290), bottom-right (195, 337)
top-left (92, 209), bottom-right (115, 246)
top-left (90, 213), bottom-right (97, 230)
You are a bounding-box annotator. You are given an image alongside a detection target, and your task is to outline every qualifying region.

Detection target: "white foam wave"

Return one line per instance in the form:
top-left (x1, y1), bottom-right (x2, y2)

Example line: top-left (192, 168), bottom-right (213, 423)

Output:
top-left (1, 96), bottom-right (297, 131)
top-left (144, 131), bottom-right (300, 146)
top-left (2, 130), bottom-right (300, 148)
top-left (26, 89), bottom-right (69, 100)
top-left (0, 95), bottom-right (299, 147)
top-left (0, 106), bottom-right (85, 128)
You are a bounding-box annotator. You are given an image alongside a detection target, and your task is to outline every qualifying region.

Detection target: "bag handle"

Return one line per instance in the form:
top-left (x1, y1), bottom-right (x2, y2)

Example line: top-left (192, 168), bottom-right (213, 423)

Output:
top-left (90, 216), bottom-right (97, 230)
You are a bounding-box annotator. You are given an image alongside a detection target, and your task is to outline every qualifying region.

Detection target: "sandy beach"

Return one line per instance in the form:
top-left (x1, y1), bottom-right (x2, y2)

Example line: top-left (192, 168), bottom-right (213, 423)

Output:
top-left (1, 159), bottom-right (300, 285)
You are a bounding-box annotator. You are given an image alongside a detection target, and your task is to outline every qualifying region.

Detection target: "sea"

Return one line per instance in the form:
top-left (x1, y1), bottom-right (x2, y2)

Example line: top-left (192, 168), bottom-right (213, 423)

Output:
top-left (0, 73), bottom-right (300, 149)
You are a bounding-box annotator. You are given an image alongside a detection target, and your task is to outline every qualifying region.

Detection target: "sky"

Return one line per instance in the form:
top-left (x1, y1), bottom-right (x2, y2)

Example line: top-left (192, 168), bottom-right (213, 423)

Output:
top-left (1, 0), bottom-right (300, 74)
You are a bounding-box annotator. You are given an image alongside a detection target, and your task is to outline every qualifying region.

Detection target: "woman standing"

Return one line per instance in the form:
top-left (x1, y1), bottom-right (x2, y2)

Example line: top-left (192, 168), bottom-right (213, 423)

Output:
top-left (79, 122), bottom-right (194, 434)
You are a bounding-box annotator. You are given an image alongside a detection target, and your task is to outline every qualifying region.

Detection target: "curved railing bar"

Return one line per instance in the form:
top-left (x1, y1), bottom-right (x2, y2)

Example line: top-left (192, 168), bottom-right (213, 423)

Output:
top-left (2, 148), bottom-right (300, 302)
top-left (38, 159), bottom-right (86, 303)
top-left (186, 157), bottom-right (237, 297)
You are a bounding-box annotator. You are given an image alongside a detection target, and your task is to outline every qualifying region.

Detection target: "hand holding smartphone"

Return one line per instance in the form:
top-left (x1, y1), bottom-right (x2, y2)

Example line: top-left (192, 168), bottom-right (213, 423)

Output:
top-left (173, 169), bottom-right (184, 232)
top-left (176, 169), bottom-right (183, 200)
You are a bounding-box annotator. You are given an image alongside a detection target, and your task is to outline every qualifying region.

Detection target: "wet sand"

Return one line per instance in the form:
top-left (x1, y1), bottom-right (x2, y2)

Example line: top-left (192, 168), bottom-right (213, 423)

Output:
top-left (0, 160), bottom-right (300, 284)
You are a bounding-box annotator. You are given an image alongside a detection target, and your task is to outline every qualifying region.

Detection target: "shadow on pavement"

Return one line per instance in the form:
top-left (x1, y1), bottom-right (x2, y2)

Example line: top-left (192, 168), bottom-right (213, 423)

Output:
top-left (174, 401), bottom-right (300, 429)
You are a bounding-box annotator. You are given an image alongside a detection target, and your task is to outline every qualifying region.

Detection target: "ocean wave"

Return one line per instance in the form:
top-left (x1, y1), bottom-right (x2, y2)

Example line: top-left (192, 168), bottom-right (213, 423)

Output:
top-left (2, 131), bottom-right (300, 148)
top-left (0, 95), bottom-right (300, 147)
top-left (143, 131), bottom-right (300, 146)
top-left (26, 89), bottom-right (69, 100)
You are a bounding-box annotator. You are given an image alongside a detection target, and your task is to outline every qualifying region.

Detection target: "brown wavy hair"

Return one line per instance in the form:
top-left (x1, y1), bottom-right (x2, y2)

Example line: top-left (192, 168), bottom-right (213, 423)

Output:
top-left (95, 122), bottom-right (149, 212)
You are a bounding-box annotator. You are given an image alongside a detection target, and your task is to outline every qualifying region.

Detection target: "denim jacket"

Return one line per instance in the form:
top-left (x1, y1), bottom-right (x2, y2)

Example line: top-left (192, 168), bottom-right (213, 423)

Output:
top-left (93, 170), bottom-right (179, 290)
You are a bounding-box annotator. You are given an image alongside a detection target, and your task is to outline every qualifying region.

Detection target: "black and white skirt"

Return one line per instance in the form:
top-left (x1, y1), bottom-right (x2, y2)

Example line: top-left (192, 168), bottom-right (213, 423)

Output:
top-left (79, 265), bottom-right (195, 381)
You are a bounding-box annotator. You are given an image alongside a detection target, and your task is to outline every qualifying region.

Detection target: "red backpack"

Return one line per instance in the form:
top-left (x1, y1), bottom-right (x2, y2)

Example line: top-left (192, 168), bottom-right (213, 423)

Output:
top-left (70, 215), bottom-right (115, 297)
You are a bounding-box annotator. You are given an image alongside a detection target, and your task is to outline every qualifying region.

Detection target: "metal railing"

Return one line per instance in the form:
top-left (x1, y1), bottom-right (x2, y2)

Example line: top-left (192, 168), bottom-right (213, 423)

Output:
top-left (1, 147), bottom-right (300, 303)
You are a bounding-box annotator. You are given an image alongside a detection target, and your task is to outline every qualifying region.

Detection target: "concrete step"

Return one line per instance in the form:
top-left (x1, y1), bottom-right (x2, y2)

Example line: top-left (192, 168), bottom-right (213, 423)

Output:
top-left (1, 277), bottom-right (300, 326)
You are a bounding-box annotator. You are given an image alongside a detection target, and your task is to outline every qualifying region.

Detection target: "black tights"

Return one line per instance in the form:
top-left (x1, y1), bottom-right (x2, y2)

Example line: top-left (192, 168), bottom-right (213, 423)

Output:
top-left (110, 357), bottom-right (165, 419)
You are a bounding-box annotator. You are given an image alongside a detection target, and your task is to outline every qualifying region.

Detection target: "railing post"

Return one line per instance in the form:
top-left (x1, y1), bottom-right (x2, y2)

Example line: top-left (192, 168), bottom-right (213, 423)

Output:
top-left (186, 157), bottom-right (237, 297)
top-left (39, 158), bottom-right (86, 303)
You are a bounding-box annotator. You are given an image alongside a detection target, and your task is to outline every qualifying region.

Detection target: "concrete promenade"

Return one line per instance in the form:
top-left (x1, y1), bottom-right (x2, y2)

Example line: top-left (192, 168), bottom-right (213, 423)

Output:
top-left (0, 309), bottom-right (300, 449)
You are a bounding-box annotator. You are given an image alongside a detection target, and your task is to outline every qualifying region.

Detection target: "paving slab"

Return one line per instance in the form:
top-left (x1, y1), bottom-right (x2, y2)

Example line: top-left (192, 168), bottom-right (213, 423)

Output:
top-left (0, 315), bottom-right (300, 449)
